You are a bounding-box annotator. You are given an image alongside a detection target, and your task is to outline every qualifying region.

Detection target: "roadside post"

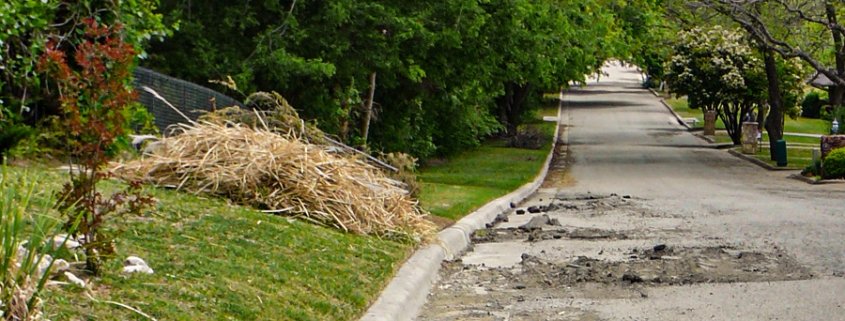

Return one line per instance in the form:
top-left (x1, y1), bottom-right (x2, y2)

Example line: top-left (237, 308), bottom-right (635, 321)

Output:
top-left (775, 140), bottom-right (788, 167)
top-left (742, 122), bottom-right (758, 154)
top-left (704, 110), bottom-right (717, 136)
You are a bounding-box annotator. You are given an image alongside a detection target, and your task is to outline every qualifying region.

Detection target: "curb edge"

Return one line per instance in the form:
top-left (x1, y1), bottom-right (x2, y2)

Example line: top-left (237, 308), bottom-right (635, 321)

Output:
top-left (359, 90), bottom-right (569, 321)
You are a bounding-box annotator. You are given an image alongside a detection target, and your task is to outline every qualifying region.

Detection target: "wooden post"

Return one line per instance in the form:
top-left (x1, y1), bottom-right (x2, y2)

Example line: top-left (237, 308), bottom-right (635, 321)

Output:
top-left (361, 72), bottom-right (377, 146)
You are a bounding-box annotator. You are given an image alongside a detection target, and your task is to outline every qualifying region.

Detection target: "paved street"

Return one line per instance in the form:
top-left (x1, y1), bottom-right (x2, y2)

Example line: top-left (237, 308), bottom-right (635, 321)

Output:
top-left (417, 63), bottom-right (845, 321)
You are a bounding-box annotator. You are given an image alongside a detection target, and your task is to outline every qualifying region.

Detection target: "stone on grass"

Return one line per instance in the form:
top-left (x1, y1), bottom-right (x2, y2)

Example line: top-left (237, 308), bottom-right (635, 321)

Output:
top-left (51, 234), bottom-right (82, 250)
top-left (122, 256), bottom-right (154, 274)
top-left (64, 271), bottom-right (86, 287)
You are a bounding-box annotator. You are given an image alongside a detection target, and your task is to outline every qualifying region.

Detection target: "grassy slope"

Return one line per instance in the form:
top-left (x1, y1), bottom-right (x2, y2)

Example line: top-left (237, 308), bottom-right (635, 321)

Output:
top-left (2, 167), bottom-right (411, 321)
top-left (6, 106), bottom-right (558, 320)
top-left (418, 107), bottom-right (557, 220)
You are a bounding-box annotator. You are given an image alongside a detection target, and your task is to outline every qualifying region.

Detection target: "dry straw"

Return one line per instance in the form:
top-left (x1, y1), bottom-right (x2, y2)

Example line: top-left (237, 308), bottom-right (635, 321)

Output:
top-left (112, 121), bottom-right (436, 243)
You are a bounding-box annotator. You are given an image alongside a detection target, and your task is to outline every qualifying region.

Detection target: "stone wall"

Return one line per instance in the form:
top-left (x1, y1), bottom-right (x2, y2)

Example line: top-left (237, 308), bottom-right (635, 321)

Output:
top-left (821, 135), bottom-right (845, 161)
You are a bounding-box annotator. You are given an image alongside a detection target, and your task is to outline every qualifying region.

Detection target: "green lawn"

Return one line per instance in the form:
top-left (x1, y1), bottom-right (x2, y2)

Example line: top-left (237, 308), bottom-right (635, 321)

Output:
top-left (712, 132), bottom-right (821, 146)
top-left (747, 147), bottom-right (815, 169)
top-left (784, 117), bottom-right (829, 134)
top-left (418, 110), bottom-right (556, 220)
top-left (665, 98), bottom-right (724, 129)
top-left (3, 166), bottom-right (412, 321)
top-left (668, 96), bottom-right (831, 136)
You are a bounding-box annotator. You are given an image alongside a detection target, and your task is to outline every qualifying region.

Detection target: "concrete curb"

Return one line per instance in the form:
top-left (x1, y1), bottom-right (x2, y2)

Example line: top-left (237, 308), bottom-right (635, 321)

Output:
top-left (652, 94), bottom-right (732, 149)
top-left (788, 173), bottom-right (845, 185)
top-left (658, 98), bottom-right (691, 130)
top-left (360, 91), bottom-right (568, 321)
top-left (647, 88), bottom-right (663, 97)
top-left (727, 149), bottom-right (799, 171)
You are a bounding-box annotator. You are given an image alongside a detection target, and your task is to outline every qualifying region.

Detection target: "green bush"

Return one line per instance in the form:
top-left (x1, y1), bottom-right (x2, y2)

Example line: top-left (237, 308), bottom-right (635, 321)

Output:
top-left (0, 122), bottom-right (35, 160)
top-left (800, 90), bottom-right (826, 119)
top-left (802, 160), bottom-right (822, 177)
top-left (823, 148), bottom-right (845, 179)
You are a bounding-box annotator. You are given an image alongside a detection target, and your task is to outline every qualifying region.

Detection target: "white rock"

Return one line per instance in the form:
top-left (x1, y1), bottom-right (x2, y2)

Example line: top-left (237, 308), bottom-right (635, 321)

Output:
top-left (35, 254), bottom-right (53, 277)
top-left (51, 234), bottom-right (82, 250)
top-left (122, 265), bottom-right (154, 274)
top-left (123, 256), bottom-right (148, 267)
top-left (51, 259), bottom-right (70, 273)
top-left (64, 271), bottom-right (86, 287)
top-left (122, 256), bottom-right (154, 274)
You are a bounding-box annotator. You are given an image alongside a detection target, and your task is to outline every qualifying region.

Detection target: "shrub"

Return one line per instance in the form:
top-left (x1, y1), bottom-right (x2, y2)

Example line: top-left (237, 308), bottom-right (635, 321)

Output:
top-left (38, 19), bottom-right (155, 275)
top-left (802, 160), bottom-right (821, 177)
top-left (823, 148), bottom-right (845, 179)
top-left (800, 90), bottom-right (825, 119)
top-left (0, 122), bottom-right (35, 160)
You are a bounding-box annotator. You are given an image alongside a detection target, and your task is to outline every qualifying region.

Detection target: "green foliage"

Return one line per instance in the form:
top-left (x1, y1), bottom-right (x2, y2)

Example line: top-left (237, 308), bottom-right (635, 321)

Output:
top-left (38, 21), bottom-right (156, 275)
top-left (828, 107), bottom-right (845, 134)
top-left (612, 0), bottom-right (670, 85)
top-left (823, 148), bottom-right (845, 179)
top-left (0, 122), bottom-right (35, 160)
top-left (802, 160), bottom-right (822, 177)
top-left (801, 90), bottom-right (826, 119)
top-left (1, 166), bottom-right (64, 320)
top-left (0, 0), bottom-right (173, 125)
top-left (145, 0), bottom-right (624, 158)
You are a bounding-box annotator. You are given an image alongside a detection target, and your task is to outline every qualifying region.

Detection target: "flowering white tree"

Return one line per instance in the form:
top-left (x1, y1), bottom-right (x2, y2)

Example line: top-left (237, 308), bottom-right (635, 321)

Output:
top-left (666, 26), bottom-right (802, 144)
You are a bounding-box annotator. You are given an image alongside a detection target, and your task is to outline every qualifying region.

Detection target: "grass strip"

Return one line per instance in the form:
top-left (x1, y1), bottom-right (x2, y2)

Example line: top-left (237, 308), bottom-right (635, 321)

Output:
top-left (418, 107), bottom-right (557, 221)
top-left (666, 97), bottom-right (830, 136)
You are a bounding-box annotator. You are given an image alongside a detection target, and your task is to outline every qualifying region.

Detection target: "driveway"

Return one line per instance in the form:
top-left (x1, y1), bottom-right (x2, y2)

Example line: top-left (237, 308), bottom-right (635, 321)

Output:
top-left (416, 63), bottom-right (845, 321)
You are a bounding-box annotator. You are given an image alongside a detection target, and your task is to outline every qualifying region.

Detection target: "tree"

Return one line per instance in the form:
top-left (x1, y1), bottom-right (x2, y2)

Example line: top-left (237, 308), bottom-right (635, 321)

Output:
top-left (146, 0), bottom-right (621, 158)
top-left (701, 1), bottom-right (844, 102)
top-left (681, 0), bottom-right (822, 159)
top-left (666, 26), bottom-right (767, 144)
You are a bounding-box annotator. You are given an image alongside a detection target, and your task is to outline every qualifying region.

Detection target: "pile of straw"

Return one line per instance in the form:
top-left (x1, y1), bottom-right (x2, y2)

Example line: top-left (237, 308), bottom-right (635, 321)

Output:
top-left (198, 92), bottom-right (326, 144)
top-left (112, 121), bottom-right (436, 242)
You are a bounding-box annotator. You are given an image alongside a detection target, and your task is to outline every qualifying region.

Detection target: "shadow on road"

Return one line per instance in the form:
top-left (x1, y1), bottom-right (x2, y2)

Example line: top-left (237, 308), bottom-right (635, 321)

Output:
top-left (564, 100), bottom-right (648, 110)
top-left (566, 88), bottom-right (647, 96)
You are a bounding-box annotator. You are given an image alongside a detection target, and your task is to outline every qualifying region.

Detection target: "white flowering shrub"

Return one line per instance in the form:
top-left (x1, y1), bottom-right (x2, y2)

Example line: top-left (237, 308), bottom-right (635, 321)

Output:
top-left (666, 26), bottom-right (762, 111)
top-left (665, 26), bottom-right (804, 144)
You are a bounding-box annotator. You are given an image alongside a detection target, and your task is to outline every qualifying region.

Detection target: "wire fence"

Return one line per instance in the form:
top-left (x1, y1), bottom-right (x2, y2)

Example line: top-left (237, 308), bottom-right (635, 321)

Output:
top-left (132, 67), bottom-right (243, 132)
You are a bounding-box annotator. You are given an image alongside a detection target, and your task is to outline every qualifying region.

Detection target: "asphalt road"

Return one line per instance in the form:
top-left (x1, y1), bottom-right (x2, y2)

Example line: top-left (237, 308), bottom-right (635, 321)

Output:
top-left (417, 63), bottom-right (845, 321)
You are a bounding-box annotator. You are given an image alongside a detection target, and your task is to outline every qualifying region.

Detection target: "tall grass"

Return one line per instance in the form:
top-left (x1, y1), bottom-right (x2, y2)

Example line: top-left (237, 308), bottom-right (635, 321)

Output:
top-left (1, 166), bottom-right (63, 321)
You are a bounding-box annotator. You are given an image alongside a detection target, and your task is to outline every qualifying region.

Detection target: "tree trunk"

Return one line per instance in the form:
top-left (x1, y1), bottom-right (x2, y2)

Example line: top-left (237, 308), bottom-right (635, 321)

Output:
top-left (827, 2), bottom-right (845, 108)
top-left (496, 83), bottom-right (513, 135)
top-left (360, 72), bottom-right (377, 147)
top-left (496, 82), bottom-right (532, 136)
top-left (762, 50), bottom-right (784, 161)
top-left (507, 83), bottom-right (532, 136)
top-left (830, 85), bottom-right (845, 107)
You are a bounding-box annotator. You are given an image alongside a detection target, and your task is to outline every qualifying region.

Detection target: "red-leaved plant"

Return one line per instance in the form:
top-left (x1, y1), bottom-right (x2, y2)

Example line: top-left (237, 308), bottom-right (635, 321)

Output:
top-left (38, 19), bottom-right (155, 275)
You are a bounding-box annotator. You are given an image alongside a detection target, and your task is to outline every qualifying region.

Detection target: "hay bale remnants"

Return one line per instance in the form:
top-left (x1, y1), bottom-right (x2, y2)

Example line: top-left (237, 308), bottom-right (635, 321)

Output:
top-left (112, 121), bottom-right (436, 243)
top-left (198, 91), bottom-right (325, 145)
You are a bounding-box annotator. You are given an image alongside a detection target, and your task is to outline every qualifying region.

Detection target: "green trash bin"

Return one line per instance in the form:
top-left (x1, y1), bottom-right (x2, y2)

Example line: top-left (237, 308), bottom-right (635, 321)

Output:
top-left (775, 139), bottom-right (788, 167)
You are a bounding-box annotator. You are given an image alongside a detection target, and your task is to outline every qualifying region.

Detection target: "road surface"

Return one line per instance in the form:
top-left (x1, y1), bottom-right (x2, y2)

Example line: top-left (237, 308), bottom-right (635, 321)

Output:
top-left (417, 63), bottom-right (845, 321)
